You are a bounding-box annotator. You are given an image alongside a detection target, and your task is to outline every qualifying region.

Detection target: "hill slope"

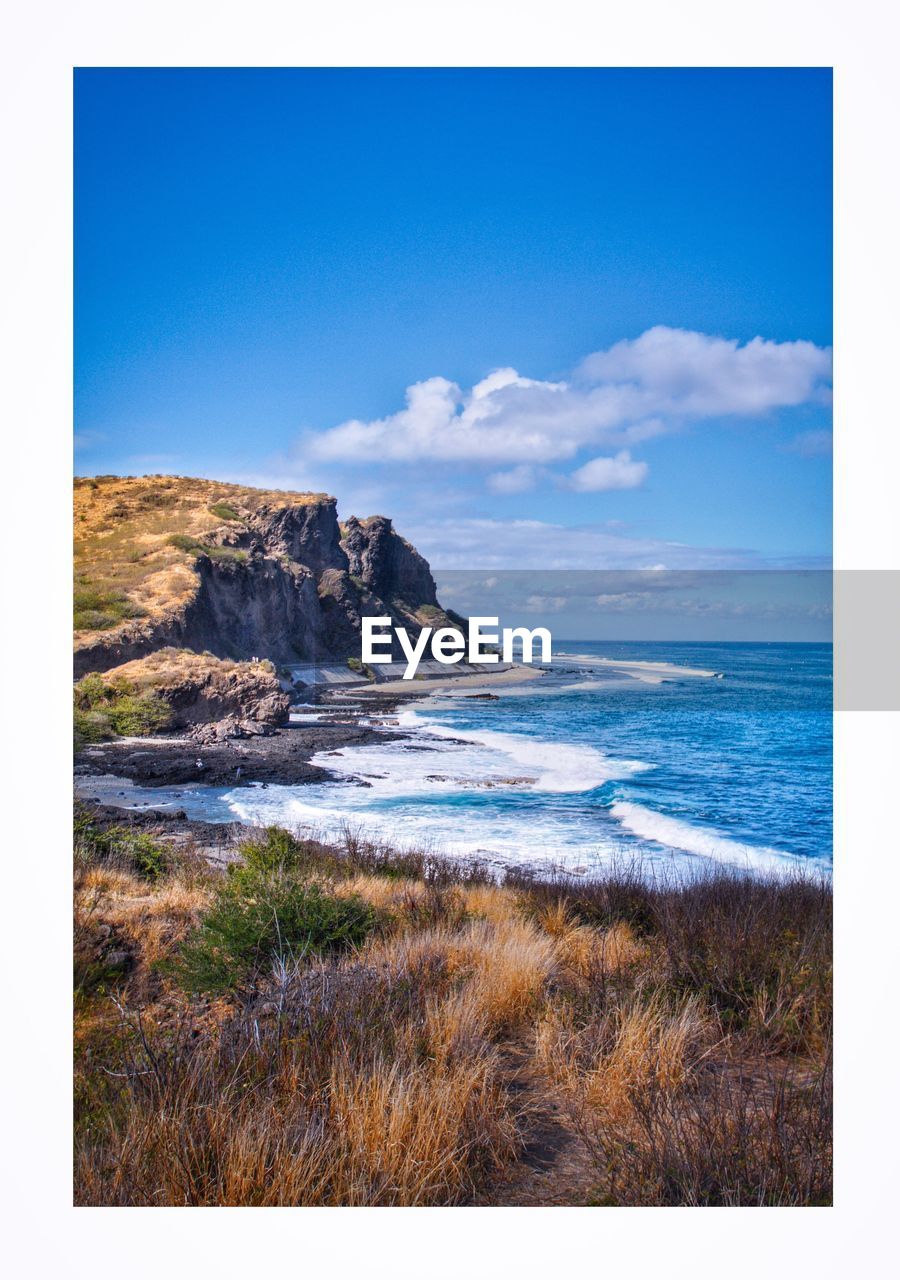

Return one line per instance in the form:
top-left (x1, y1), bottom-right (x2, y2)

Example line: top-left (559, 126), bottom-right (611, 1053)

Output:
top-left (74, 475), bottom-right (449, 675)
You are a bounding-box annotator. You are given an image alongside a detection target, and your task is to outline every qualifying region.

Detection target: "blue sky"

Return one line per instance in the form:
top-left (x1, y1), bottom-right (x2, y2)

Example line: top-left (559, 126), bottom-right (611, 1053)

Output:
top-left (75, 68), bottom-right (832, 570)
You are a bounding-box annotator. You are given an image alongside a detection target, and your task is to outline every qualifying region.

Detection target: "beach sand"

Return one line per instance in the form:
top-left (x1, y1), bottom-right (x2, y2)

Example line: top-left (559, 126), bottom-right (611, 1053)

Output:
top-left (556, 655), bottom-right (720, 683)
top-left (355, 664), bottom-right (546, 695)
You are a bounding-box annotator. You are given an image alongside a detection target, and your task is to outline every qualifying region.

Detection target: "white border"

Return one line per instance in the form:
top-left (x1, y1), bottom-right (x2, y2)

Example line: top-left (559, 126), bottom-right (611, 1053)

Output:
top-left (3, 2), bottom-right (899, 1276)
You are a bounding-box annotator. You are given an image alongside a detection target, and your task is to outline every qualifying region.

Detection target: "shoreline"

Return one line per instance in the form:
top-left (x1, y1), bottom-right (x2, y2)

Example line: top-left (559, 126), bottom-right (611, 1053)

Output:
top-left (72, 648), bottom-right (827, 878)
top-left (72, 649), bottom-right (716, 793)
top-left (74, 720), bottom-right (406, 789)
top-left (355, 663), bottom-right (546, 695)
top-left (73, 661), bottom-right (547, 792)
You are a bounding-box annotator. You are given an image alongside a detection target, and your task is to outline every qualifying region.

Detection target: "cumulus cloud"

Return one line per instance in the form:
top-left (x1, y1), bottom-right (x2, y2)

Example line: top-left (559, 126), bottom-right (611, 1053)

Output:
top-left (568, 450), bottom-right (648, 492)
top-left (308, 326), bottom-right (832, 470)
top-left (577, 327), bottom-right (832, 417)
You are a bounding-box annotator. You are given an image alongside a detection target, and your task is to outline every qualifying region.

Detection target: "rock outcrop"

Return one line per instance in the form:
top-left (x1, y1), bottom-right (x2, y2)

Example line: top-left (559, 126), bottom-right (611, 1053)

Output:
top-left (74, 480), bottom-right (452, 676)
top-left (341, 515), bottom-right (439, 609)
top-left (100, 650), bottom-right (291, 734)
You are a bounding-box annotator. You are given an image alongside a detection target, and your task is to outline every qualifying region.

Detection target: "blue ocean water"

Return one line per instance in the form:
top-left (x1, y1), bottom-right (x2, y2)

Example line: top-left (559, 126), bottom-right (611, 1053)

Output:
top-left (85, 642), bottom-right (831, 876)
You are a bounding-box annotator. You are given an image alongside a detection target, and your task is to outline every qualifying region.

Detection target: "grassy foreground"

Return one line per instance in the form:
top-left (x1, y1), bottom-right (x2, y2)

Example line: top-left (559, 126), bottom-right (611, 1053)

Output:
top-left (74, 816), bottom-right (832, 1206)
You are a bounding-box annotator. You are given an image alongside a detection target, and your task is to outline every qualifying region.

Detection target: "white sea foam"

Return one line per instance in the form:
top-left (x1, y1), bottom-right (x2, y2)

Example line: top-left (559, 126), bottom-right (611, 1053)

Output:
top-left (397, 710), bottom-right (649, 793)
top-left (214, 716), bottom-right (650, 864)
top-left (608, 800), bottom-right (807, 874)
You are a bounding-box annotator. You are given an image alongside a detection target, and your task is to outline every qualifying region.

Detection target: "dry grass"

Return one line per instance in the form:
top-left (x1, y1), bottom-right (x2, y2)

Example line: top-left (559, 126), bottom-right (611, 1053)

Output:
top-left (536, 988), bottom-right (714, 1116)
top-left (74, 821), bottom-right (832, 1207)
top-left (74, 474), bottom-right (331, 637)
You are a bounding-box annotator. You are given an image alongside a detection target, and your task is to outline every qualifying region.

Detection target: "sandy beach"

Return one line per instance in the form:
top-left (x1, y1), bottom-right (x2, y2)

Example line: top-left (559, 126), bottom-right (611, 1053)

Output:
top-left (554, 655), bottom-right (721, 684)
top-left (355, 664), bottom-right (547, 695)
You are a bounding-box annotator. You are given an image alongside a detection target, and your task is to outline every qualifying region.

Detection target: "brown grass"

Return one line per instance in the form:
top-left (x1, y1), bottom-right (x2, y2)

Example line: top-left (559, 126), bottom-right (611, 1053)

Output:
top-left (73, 823), bottom-right (832, 1207)
top-left (74, 474), bottom-right (331, 638)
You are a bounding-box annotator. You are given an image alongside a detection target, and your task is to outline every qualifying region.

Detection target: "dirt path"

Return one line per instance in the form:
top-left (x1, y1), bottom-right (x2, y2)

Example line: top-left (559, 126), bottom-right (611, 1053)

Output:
top-left (473, 1039), bottom-right (598, 1207)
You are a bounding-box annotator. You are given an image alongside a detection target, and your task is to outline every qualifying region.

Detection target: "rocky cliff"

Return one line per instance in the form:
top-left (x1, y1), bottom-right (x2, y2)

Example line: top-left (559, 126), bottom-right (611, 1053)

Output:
top-left (74, 476), bottom-right (451, 677)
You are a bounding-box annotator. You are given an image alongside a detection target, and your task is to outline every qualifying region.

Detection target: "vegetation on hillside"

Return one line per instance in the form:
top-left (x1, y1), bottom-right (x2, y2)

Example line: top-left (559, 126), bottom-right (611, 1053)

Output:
top-left (73, 650), bottom-right (285, 746)
top-left (74, 819), bottom-right (832, 1207)
top-left (73, 672), bottom-right (172, 745)
top-left (74, 475), bottom-right (329, 637)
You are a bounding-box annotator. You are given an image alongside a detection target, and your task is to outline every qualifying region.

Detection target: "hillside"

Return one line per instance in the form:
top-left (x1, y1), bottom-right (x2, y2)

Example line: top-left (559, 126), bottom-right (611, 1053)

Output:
top-left (74, 817), bottom-right (832, 1206)
top-left (74, 475), bottom-right (451, 676)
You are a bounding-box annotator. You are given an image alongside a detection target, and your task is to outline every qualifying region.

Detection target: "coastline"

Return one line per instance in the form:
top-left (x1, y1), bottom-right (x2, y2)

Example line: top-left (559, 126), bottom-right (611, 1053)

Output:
top-left (355, 663), bottom-right (547, 695)
top-left (73, 661), bottom-right (547, 792)
top-left (73, 645), bottom-right (830, 878)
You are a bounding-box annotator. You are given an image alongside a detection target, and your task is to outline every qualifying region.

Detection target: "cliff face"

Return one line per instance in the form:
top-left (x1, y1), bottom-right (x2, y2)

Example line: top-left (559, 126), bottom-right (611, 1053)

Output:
top-left (342, 515), bottom-right (438, 609)
top-left (74, 479), bottom-right (448, 676)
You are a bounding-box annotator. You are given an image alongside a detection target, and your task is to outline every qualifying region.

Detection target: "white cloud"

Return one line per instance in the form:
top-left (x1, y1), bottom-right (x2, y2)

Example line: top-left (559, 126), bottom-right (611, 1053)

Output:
top-left (307, 326), bottom-right (832, 470)
top-left (568, 450), bottom-right (648, 492)
top-left (487, 464), bottom-right (538, 494)
top-left (577, 327), bottom-right (832, 417)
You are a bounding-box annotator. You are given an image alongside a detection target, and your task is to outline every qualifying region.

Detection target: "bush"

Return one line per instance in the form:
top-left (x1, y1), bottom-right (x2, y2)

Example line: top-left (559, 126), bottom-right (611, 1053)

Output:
top-left (73, 706), bottom-right (114, 744)
top-left (73, 585), bottom-right (146, 631)
top-left (73, 673), bottom-right (171, 746)
top-left (106, 693), bottom-right (171, 736)
top-left (209, 502), bottom-right (241, 522)
top-left (206, 546), bottom-right (248, 563)
top-left (74, 809), bottom-right (170, 881)
top-left (238, 826), bottom-right (317, 875)
top-left (167, 533), bottom-right (203, 553)
top-left (167, 533), bottom-right (247, 564)
top-left (651, 872), bottom-right (831, 1050)
top-left (171, 868), bottom-right (377, 995)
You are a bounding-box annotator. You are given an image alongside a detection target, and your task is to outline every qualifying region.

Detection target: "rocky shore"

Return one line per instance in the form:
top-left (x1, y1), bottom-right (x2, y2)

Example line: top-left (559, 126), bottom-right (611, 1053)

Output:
top-left (74, 718), bottom-right (406, 788)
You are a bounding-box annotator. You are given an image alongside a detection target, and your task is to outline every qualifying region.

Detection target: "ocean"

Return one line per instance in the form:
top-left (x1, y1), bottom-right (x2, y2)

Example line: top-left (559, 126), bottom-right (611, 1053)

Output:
top-left (88, 642), bottom-right (832, 877)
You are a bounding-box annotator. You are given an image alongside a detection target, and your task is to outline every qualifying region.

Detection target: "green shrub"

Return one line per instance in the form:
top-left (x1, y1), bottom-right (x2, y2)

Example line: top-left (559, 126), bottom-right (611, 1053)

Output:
top-left (74, 673), bottom-right (109, 710)
top-left (106, 694), bottom-right (171, 736)
top-left (73, 706), bottom-right (113, 745)
top-left (167, 533), bottom-right (247, 564)
top-left (206, 546), bottom-right (248, 563)
top-left (73, 673), bottom-right (171, 745)
top-left (167, 533), bottom-right (204, 553)
top-left (209, 502), bottom-right (241, 522)
top-left (171, 866), bottom-right (377, 994)
top-left (74, 810), bottom-right (170, 881)
top-left (237, 826), bottom-right (313, 875)
top-left (346, 657), bottom-right (375, 680)
top-left (73, 586), bottom-right (146, 631)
